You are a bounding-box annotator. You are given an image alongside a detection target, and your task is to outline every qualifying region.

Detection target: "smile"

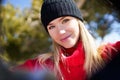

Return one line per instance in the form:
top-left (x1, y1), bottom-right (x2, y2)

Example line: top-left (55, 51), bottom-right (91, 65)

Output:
top-left (60, 34), bottom-right (71, 42)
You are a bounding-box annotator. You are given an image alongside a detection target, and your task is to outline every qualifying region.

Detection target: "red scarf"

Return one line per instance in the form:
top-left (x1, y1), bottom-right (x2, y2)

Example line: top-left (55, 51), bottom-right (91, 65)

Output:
top-left (59, 41), bottom-right (86, 80)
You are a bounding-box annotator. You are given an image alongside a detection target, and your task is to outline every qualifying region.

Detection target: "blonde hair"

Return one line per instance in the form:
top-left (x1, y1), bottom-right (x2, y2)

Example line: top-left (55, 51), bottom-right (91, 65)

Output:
top-left (78, 20), bottom-right (104, 77)
top-left (38, 19), bottom-right (105, 79)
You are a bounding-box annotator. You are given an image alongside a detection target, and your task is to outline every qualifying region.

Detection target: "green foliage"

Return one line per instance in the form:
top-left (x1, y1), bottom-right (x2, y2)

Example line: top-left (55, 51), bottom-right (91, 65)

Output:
top-left (1, 0), bottom-right (51, 64)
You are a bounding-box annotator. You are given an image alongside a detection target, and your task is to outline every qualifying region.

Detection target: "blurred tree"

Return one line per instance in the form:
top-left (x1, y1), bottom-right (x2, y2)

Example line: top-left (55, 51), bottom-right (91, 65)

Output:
top-left (0, 0), bottom-right (4, 55)
top-left (1, 0), bottom-right (51, 65)
top-left (81, 0), bottom-right (120, 40)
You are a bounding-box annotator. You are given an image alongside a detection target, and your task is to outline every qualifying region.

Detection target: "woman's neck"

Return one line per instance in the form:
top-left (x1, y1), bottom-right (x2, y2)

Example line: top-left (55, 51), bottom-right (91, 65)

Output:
top-left (61, 40), bottom-right (82, 57)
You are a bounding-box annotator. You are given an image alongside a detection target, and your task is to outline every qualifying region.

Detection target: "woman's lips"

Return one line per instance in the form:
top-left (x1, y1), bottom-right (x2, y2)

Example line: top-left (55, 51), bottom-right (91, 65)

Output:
top-left (60, 34), bottom-right (71, 42)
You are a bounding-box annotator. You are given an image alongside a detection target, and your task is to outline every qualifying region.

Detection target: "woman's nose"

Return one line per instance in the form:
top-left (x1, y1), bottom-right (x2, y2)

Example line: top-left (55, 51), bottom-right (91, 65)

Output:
top-left (59, 30), bottom-right (66, 34)
top-left (57, 24), bottom-right (66, 34)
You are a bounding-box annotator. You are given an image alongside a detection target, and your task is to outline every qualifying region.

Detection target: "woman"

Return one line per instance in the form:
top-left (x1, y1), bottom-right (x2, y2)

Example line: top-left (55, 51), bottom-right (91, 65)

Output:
top-left (15, 0), bottom-right (120, 80)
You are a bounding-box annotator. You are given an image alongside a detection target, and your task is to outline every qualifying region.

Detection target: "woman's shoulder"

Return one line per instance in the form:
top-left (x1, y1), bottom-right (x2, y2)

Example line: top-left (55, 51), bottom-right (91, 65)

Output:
top-left (90, 41), bottom-right (120, 80)
top-left (105, 41), bottom-right (120, 54)
top-left (12, 58), bottom-right (37, 72)
top-left (14, 53), bottom-right (54, 72)
top-left (111, 41), bottom-right (120, 51)
top-left (100, 41), bottom-right (120, 61)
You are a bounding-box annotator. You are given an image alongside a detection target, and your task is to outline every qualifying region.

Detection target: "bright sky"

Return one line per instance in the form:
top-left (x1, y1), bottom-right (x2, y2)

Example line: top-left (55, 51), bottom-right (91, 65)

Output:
top-left (96, 20), bottom-right (120, 45)
top-left (96, 31), bottom-right (120, 45)
top-left (2, 0), bottom-right (31, 10)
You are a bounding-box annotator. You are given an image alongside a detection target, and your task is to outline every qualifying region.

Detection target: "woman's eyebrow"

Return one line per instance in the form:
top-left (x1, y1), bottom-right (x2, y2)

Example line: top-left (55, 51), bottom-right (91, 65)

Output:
top-left (48, 17), bottom-right (66, 25)
top-left (59, 17), bottom-right (66, 21)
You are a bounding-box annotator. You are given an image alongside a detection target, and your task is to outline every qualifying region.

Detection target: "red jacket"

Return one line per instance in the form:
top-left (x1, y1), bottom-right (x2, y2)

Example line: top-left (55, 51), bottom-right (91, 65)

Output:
top-left (15, 41), bottom-right (120, 80)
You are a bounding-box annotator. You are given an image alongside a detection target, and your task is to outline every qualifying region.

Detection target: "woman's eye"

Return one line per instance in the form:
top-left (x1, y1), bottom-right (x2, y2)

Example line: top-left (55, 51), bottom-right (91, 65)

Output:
top-left (48, 26), bottom-right (55, 30)
top-left (62, 19), bottom-right (70, 24)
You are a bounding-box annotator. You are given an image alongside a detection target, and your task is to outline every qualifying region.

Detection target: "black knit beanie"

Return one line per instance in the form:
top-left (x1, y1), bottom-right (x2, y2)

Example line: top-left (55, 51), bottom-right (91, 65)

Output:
top-left (41, 0), bottom-right (83, 31)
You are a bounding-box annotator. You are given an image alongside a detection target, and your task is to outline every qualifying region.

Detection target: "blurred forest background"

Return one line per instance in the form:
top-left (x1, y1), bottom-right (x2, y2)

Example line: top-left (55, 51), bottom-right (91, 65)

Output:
top-left (0, 0), bottom-right (120, 66)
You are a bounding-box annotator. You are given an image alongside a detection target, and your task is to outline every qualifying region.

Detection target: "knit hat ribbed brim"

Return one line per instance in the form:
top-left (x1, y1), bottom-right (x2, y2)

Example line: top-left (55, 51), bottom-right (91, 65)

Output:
top-left (41, 0), bottom-right (83, 31)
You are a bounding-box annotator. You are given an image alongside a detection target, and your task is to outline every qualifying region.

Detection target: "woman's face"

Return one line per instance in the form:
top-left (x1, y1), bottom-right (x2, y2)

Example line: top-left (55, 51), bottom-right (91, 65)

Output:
top-left (47, 16), bottom-right (80, 48)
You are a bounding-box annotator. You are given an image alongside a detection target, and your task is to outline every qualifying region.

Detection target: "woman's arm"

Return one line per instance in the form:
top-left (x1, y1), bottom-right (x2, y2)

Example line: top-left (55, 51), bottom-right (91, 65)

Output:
top-left (13, 53), bottom-right (54, 72)
top-left (99, 41), bottom-right (120, 61)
